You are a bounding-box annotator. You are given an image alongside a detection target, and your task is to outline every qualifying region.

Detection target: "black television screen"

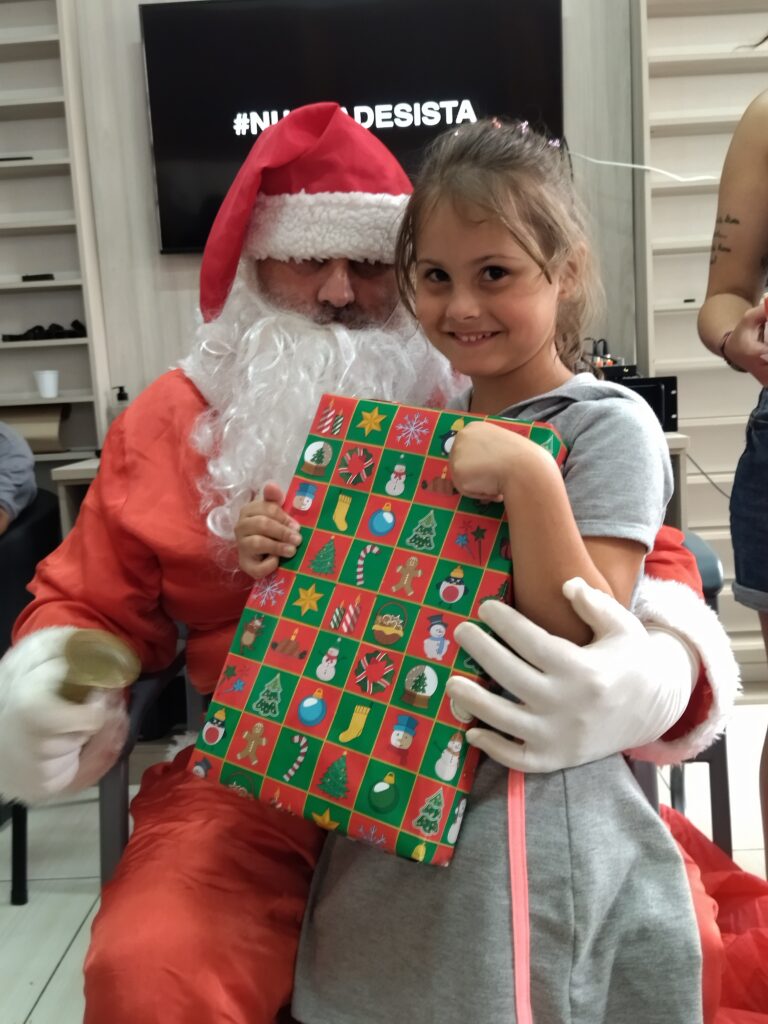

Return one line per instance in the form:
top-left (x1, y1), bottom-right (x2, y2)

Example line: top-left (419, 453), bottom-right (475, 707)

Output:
top-left (140, 0), bottom-right (563, 253)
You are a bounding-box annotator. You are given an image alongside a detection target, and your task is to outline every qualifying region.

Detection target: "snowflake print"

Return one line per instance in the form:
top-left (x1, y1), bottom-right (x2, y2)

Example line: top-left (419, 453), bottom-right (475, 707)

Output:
top-left (395, 412), bottom-right (429, 448)
top-left (356, 824), bottom-right (388, 848)
top-left (252, 574), bottom-right (286, 608)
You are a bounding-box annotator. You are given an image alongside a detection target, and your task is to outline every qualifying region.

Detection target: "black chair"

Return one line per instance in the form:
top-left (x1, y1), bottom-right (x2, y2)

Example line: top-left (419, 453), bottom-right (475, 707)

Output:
top-left (670, 532), bottom-right (732, 856)
top-left (98, 651), bottom-right (188, 885)
top-left (0, 489), bottom-right (62, 905)
top-left (630, 531), bottom-right (732, 857)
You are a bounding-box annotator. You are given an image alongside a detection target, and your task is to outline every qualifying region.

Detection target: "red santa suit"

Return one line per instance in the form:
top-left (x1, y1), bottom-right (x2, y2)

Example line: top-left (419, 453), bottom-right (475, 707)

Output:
top-left (12, 368), bottom-right (740, 1024)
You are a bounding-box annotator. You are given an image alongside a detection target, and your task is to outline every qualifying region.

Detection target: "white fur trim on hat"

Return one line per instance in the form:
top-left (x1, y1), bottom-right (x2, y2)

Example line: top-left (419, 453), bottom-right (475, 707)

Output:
top-left (627, 576), bottom-right (741, 765)
top-left (245, 190), bottom-right (408, 263)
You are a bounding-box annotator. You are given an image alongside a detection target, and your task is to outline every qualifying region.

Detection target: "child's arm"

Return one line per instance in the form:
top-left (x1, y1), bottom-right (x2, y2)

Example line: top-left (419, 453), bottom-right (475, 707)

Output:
top-left (234, 482), bottom-right (303, 579)
top-left (450, 421), bottom-right (648, 645)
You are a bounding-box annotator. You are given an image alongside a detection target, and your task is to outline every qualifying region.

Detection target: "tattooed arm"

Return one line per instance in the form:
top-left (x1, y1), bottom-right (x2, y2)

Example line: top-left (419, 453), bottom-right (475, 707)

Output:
top-left (698, 90), bottom-right (768, 382)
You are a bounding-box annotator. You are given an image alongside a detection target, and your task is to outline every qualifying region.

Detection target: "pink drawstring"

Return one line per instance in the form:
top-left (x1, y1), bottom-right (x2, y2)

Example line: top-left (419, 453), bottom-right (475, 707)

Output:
top-left (507, 768), bottom-right (533, 1024)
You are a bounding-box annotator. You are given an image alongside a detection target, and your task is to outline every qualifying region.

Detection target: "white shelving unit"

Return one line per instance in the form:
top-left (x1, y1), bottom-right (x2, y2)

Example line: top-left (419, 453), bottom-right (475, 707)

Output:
top-left (0, 0), bottom-right (110, 480)
top-left (637, 0), bottom-right (767, 683)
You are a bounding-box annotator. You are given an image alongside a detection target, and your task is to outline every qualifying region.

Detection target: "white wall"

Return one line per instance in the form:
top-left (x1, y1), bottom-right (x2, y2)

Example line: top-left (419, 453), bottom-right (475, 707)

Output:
top-left (73, 0), bottom-right (637, 401)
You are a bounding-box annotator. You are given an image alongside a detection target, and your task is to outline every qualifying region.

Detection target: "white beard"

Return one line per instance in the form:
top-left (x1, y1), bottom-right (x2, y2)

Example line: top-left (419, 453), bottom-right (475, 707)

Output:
top-left (180, 266), bottom-right (459, 542)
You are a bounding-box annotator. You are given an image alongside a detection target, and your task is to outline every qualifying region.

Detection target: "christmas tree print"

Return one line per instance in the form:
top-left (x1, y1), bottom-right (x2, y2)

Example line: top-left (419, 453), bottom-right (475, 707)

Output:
top-left (410, 669), bottom-right (429, 695)
top-left (413, 788), bottom-right (444, 836)
top-left (311, 446), bottom-right (326, 466)
top-left (310, 538), bottom-right (337, 575)
top-left (251, 674), bottom-right (283, 718)
top-left (319, 753), bottom-right (349, 799)
top-left (407, 510), bottom-right (437, 551)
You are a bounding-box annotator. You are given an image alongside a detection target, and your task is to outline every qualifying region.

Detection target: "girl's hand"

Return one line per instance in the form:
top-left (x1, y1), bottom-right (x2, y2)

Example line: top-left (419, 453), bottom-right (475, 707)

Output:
top-left (723, 293), bottom-right (768, 384)
top-left (449, 421), bottom-right (542, 501)
top-left (235, 481), bottom-right (302, 579)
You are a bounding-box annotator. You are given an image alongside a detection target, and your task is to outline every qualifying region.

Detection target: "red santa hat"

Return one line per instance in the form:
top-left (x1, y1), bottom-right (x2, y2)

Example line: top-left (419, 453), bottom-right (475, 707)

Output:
top-left (199, 102), bottom-right (413, 321)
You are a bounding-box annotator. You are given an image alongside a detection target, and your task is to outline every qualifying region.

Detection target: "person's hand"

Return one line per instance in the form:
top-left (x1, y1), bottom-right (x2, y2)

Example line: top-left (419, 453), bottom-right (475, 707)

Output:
top-left (722, 293), bottom-right (768, 385)
top-left (449, 422), bottom-right (543, 502)
top-left (0, 627), bottom-right (124, 804)
top-left (234, 482), bottom-right (303, 579)
top-left (447, 578), bottom-right (696, 772)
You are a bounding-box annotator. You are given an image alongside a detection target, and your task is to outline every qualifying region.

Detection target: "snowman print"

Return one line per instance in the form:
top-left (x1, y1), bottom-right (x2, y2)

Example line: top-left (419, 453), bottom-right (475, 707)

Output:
top-left (384, 463), bottom-right (407, 497)
top-left (435, 731), bottom-right (464, 782)
top-left (315, 646), bottom-right (339, 682)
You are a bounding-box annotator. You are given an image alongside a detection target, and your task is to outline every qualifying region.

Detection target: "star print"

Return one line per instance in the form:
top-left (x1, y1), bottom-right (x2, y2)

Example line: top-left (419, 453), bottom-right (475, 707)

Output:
top-left (357, 406), bottom-right (387, 436)
top-left (312, 808), bottom-right (340, 831)
top-left (223, 665), bottom-right (237, 679)
top-left (293, 583), bottom-right (324, 615)
top-left (471, 526), bottom-right (487, 543)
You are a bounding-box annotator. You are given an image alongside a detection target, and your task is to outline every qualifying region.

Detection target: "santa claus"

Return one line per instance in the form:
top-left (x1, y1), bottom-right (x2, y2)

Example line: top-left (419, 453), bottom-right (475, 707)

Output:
top-left (0, 104), bottom-right (739, 1024)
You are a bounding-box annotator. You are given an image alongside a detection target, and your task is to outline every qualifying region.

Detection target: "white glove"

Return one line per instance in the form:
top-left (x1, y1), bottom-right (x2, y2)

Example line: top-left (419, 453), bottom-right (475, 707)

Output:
top-left (0, 627), bottom-right (128, 804)
top-left (448, 577), bottom-right (698, 773)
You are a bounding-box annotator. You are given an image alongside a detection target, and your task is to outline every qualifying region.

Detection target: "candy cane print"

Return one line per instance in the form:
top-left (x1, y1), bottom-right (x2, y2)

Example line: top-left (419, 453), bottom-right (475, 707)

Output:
top-left (282, 734), bottom-right (309, 782)
top-left (356, 544), bottom-right (380, 587)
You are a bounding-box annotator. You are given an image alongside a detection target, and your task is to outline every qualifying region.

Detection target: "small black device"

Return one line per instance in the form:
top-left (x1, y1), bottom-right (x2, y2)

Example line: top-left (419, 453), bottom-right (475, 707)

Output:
top-left (618, 376), bottom-right (678, 432)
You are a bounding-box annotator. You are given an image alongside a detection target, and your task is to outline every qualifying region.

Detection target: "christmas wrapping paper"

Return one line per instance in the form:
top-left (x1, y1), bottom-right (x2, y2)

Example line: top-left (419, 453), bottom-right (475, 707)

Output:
top-left (189, 395), bottom-right (566, 866)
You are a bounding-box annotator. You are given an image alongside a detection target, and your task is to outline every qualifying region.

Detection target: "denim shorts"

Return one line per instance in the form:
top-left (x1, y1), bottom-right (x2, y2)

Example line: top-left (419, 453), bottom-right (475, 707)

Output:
top-left (730, 387), bottom-right (768, 612)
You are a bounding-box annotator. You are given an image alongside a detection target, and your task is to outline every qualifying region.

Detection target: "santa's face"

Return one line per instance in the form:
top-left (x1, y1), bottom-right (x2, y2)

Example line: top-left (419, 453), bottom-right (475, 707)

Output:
top-left (257, 257), bottom-right (397, 327)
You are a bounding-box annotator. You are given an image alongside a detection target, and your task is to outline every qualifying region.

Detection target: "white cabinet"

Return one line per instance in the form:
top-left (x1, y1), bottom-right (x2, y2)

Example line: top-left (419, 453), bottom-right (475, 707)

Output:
top-left (0, 0), bottom-right (109, 478)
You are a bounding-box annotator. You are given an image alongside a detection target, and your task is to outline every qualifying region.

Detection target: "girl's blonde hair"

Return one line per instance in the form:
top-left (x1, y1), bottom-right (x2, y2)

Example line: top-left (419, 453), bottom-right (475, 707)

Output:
top-left (395, 118), bottom-right (604, 372)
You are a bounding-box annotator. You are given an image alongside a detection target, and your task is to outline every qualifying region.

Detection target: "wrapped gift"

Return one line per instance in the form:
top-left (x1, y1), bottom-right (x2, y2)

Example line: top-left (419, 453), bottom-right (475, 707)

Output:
top-left (189, 394), bottom-right (566, 865)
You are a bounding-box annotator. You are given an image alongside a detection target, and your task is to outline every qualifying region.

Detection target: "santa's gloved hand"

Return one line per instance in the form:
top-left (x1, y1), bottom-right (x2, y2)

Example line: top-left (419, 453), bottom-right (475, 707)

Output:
top-left (0, 627), bottom-right (127, 803)
top-left (448, 578), bottom-right (698, 773)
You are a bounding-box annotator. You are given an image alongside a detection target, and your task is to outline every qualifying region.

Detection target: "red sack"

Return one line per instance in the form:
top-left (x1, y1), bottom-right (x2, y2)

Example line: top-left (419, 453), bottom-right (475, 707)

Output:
top-left (662, 805), bottom-right (768, 1020)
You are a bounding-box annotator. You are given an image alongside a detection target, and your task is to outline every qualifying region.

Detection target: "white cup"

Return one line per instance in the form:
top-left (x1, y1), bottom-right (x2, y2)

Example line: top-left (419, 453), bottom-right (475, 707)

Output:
top-left (33, 369), bottom-right (59, 399)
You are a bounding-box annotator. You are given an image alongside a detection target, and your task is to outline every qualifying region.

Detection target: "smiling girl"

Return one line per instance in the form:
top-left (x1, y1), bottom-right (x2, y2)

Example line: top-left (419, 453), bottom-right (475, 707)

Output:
top-left (289, 120), bottom-right (703, 1024)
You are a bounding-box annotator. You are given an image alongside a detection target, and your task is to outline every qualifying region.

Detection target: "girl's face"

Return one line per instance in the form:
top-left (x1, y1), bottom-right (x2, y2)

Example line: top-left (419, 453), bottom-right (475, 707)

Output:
top-left (414, 200), bottom-right (574, 402)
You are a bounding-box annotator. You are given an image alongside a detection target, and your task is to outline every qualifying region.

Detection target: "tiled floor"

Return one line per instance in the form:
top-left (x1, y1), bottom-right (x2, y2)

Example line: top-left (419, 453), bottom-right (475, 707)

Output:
top-left (1, 713), bottom-right (766, 1024)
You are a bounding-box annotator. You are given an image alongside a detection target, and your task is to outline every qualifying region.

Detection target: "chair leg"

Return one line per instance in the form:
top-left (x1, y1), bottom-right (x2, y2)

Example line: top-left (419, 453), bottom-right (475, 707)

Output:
top-left (99, 758), bottom-right (130, 886)
top-left (669, 764), bottom-right (686, 815)
top-left (10, 802), bottom-right (28, 905)
top-left (705, 735), bottom-right (733, 858)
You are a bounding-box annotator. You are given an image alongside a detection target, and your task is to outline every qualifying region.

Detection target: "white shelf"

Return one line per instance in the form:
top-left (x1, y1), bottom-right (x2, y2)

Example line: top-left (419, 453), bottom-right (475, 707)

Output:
top-left (0, 27), bottom-right (59, 61)
top-left (0, 273), bottom-right (82, 292)
top-left (0, 338), bottom-right (89, 350)
top-left (0, 150), bottom-right (70, 178)
top-left (654, 356), bottom-right (722, 373)
top-left (651, 178), bottom-right (718, 197)
top-left (0, 389), bottom-right (93, 407)
top-left (649, 47), bottom-right (768, 77)
top-left (680, 413), bottom-right (748, 428)
top-left (654, 300), bottom-right (702, 313)
top-left (649, 0), bottom-right (768, 14)
top-left (652, 236), bottom-right (711, 255)
top-left (35, 449), bottom-right (97, 463)
top-left (0, 89), bottom-right (65, 120)
top-left (649, 110), bottom-right (742, 137)
top-left (0, 211), bottom-right (76, 236)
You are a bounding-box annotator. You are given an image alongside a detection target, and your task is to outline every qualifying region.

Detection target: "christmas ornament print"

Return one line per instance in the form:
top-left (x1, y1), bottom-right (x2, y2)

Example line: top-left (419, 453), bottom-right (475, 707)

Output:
top-left (367, 771), bottom-right (400, 813)
top-left (368, 504), bottom-right (396, 537)
top-left (298, 688), bottom-right (328, 727)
